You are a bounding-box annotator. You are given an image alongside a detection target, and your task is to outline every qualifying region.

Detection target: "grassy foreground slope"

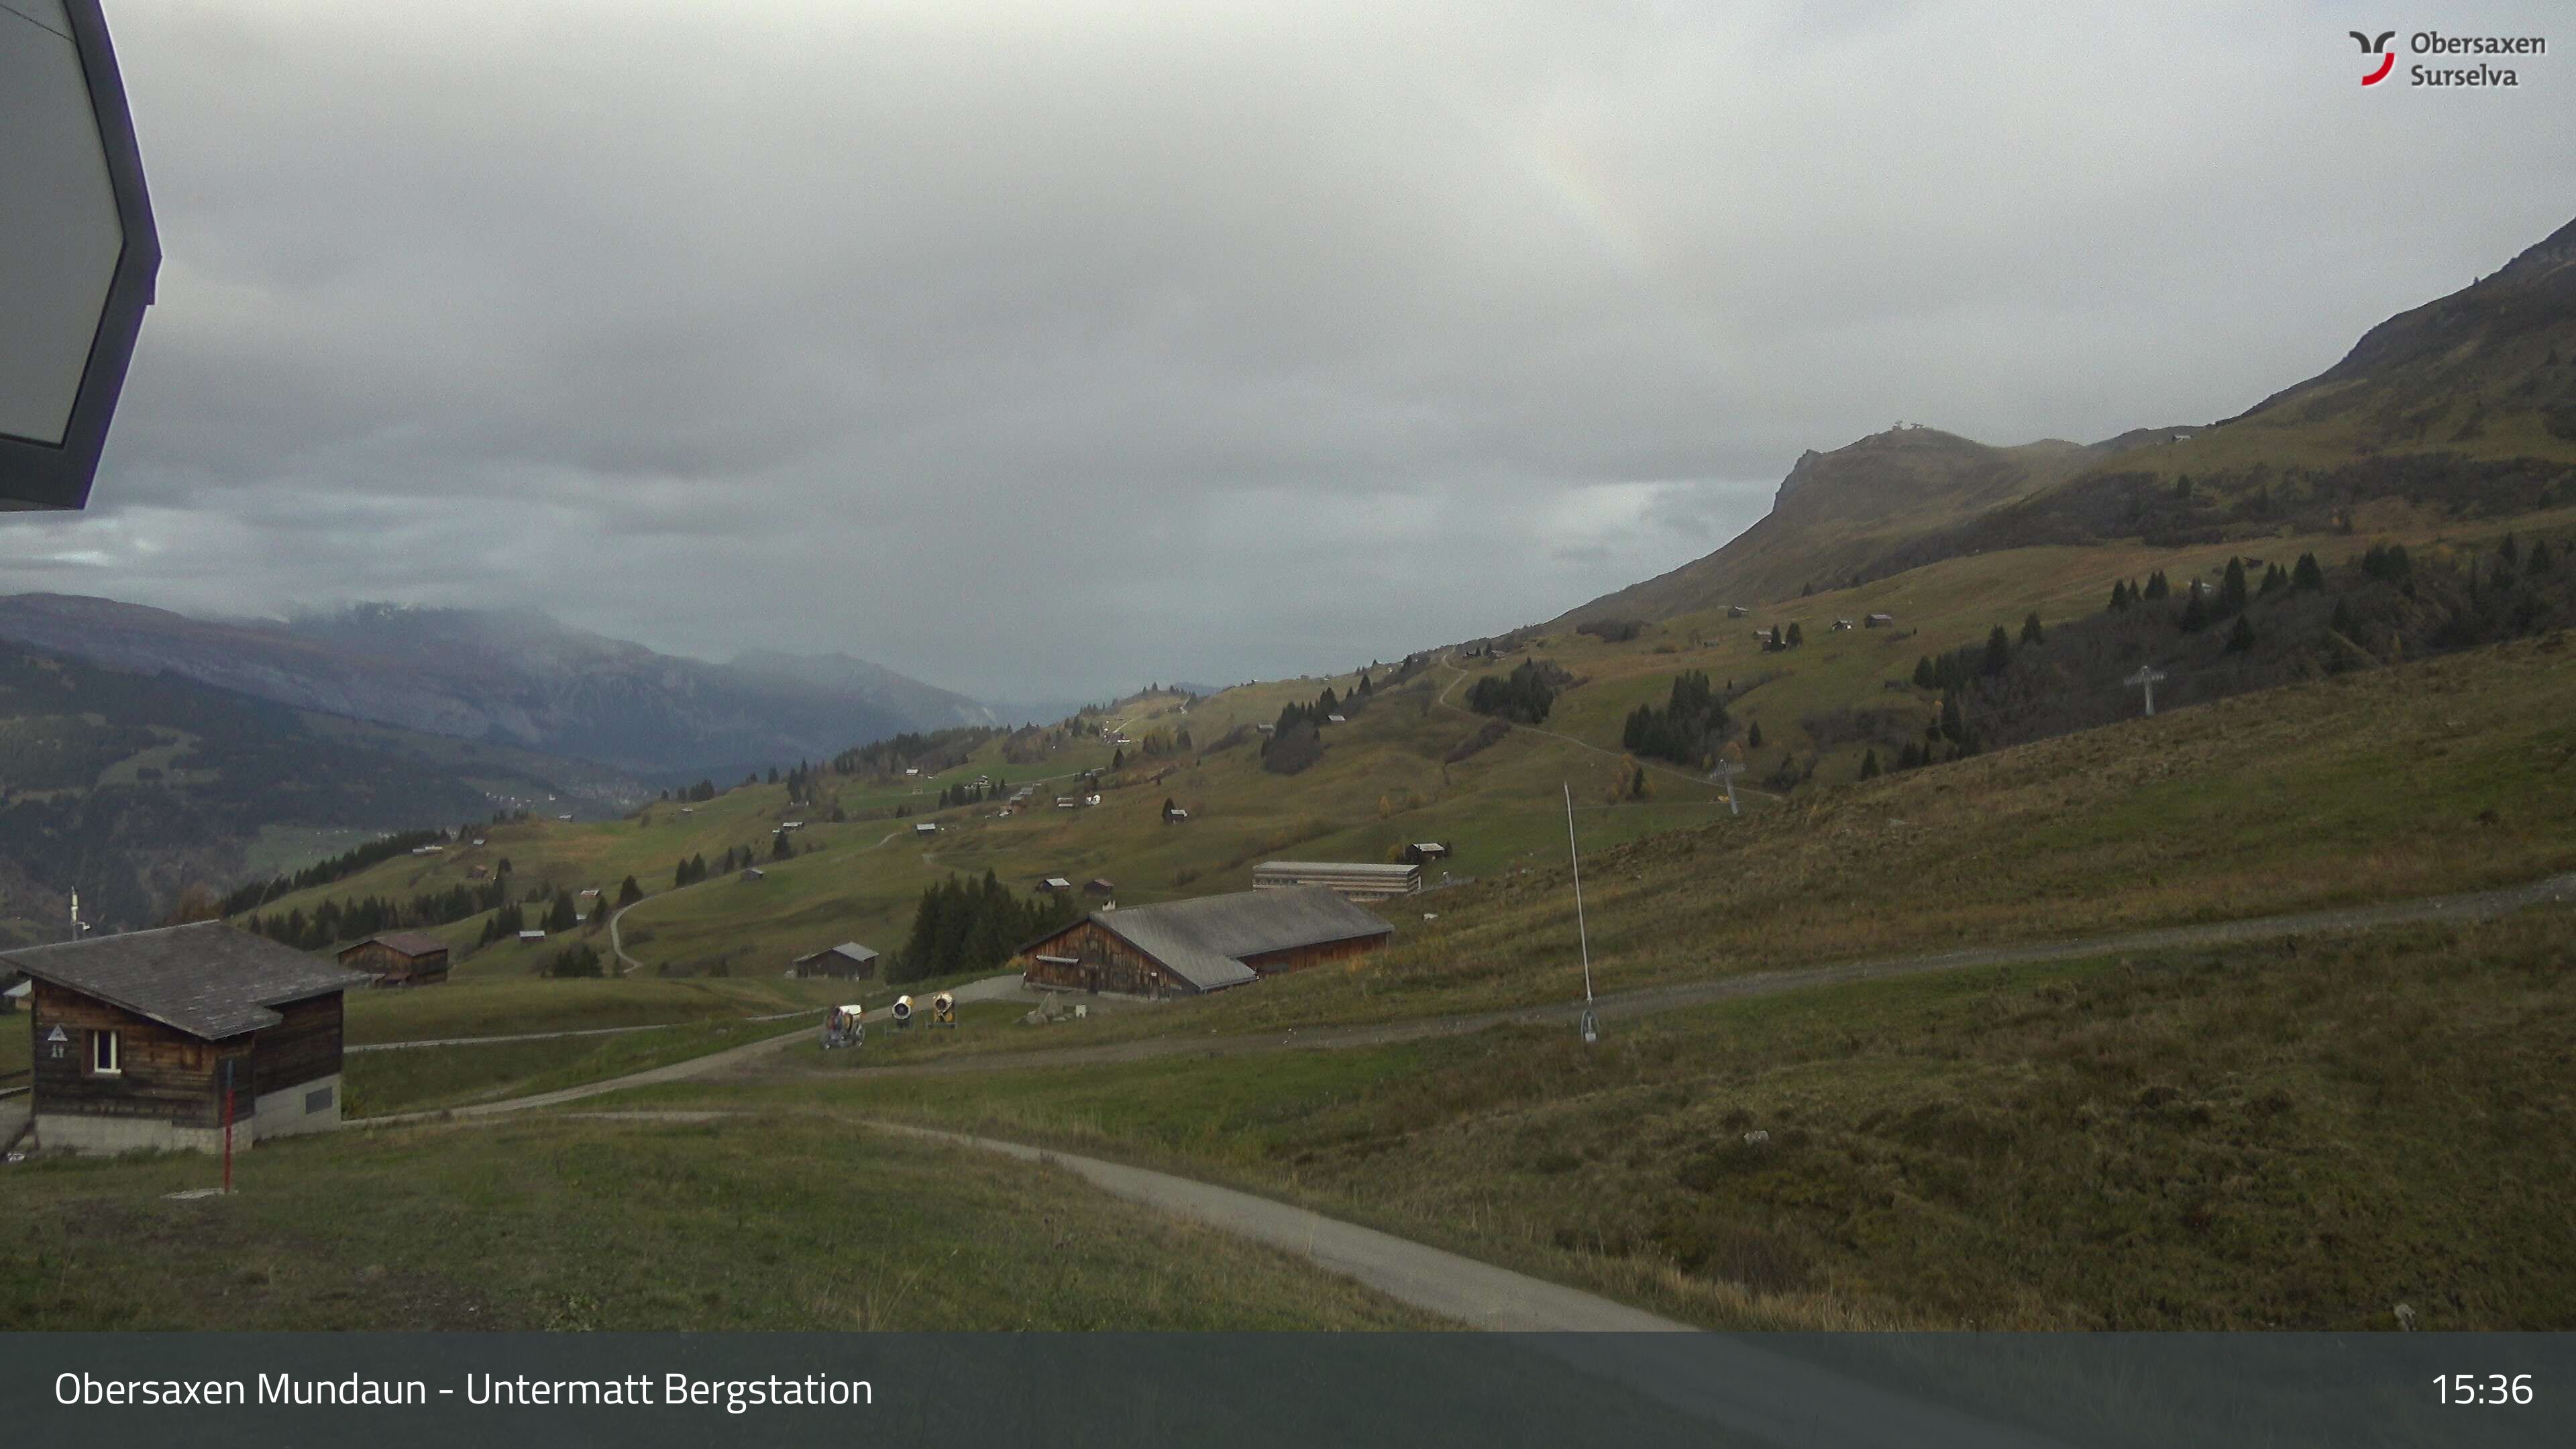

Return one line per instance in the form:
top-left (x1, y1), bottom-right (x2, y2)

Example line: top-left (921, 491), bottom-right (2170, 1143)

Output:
top-left (743, 910), bottom-right (2576, 1332)
top-left (0, 1114), bottom-right (1446, 1331)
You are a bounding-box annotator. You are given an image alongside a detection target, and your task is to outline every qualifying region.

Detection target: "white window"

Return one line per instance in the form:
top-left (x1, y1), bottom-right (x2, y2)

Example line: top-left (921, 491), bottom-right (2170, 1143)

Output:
top-left (90, 1029), bottom-right (119, 1075)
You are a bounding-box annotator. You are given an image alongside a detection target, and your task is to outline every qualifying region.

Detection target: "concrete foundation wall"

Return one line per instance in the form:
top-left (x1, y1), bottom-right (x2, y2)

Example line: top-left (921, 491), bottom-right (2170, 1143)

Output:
top-left (34, 1073), bottom-right (341, 1155)
top-left (250, 1073), bottom-right (341, 1140)
top-left (33, 1112), bottom-right (228, 1157)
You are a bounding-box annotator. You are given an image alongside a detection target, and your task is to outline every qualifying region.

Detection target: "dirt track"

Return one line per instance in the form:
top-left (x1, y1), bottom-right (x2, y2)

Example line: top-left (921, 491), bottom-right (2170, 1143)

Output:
top-left (747, 869), bottom-right (2576, 1083)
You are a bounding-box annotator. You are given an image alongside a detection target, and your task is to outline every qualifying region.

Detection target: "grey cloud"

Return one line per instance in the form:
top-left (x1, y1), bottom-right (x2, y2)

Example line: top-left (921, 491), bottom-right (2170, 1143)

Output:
top-left (4, 0), bottom-right (2568, 700)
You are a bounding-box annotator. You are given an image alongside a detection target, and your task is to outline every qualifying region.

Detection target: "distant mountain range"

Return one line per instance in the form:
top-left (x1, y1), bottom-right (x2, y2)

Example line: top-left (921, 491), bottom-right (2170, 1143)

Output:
top-left (0, 596), bottom-right (996, 776)
top-left (1563, 213), bottom-right (2576, 624)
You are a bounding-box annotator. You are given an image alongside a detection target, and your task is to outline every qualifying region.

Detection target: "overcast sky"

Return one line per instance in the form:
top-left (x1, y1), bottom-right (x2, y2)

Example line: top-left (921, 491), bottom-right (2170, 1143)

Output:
top-left (4, 1), bottom-right (2570, 700)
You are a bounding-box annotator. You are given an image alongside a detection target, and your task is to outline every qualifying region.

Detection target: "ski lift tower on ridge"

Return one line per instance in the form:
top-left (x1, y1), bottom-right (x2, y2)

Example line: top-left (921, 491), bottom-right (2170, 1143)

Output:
top-left (1, 0), bottom-right (160, 512)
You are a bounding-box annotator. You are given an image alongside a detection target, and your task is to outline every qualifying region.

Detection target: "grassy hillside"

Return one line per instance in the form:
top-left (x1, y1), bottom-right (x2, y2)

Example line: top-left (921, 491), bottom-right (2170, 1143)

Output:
top-left (223, 511), bottom-right (2571, 1036)
top-left (759, 908), bottom-right (2576, 1331)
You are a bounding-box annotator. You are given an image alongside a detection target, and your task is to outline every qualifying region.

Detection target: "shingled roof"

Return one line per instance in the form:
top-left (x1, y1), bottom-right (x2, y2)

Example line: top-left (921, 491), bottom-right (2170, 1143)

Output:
top-left (1, 922), bottom-right (374, 1040)
top-left (1038, 886), bottom-right (1393, 993)
top-left (350, 931), bottom-right (449, 959)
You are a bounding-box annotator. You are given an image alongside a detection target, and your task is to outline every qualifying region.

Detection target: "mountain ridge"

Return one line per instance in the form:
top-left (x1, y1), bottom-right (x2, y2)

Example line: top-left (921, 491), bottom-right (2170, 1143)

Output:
top-left (0, 594), bottom-right (980, 774)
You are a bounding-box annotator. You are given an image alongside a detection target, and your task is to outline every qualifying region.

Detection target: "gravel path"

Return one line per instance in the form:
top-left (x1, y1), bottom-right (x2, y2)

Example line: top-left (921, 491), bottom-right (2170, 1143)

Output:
top-left (867, 1121), bottom-right (2063, 1447)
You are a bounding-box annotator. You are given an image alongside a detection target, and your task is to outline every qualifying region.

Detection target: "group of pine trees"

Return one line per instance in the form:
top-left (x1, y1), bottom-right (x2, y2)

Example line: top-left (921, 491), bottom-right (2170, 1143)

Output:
top-left (673, 841), bottom-right (781, 886)
top-left (1261, 686), bottom-right (1349, 775)
top-left (1759, 622), bottom-right (1806, 653)
top-left (240, 875), bottom-right (508, 953)
top-left (1620, 669), bottom-right (1729, 767)
top-left (937, 775), bottom-right (1006, 808)
top-left (471, 884), bottom-right (590, 944)
top-left (892, 869), bottom-right (1080, 984)
top-left (1463, 661), bottom-right (1558, 724)
top-left (220, 828), bottom-right (449, 916)
top-left (829, 727), bottom-right (1001, 779)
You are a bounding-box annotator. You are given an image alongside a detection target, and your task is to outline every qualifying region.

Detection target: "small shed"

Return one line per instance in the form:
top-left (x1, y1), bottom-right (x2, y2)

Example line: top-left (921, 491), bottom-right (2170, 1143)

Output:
top-left (914, 822), bottom-right (939, 836)
top-left (741, 867), bottom-right (766, 881)
top-left (518, 929), bottom-right (547, 942)
top-left (1084, 878), bottom-right (1116, 898)
top-left (2, 922), bottom-right (373, 1155)
top-left (1865, 613), bottom-right (1895, 629)
top-left (1037, 876), bottom-right (1074, 894)
top-left (791, 943), bottom-right (879, 980)
top-left (1404, 842), bottom-right (1452, 865)
top-left (335, 930), bottom-right (451, 987)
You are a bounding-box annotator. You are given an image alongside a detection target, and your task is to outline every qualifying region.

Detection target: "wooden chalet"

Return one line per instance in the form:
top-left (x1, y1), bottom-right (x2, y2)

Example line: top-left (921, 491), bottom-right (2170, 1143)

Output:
top-left (335, 930), bottom-right (451, 987)
top-left (1083, 878), bottom-right (1116, 898)
top-left (1019, 886), bottom-right (1393, 998)
top-left (3, 922), bottom-right (373, 1155)
top-left (791, 942), bottom-right (879, 980)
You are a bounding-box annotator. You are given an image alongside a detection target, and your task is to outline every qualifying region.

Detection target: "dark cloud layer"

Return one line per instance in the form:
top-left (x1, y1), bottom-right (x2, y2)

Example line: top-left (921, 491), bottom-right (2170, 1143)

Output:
top-left (5, 1), bottom-right (2569, 698)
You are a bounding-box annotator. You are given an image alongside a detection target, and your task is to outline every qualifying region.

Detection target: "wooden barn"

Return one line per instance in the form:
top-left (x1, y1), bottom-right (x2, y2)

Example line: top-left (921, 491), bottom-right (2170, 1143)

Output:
top-left (1250, 860), bottom-right (1422, 901)
top-left (335, 930), bottom-right (451, 987)
top-left (2, 922), bottom-right (373, 1156)
top-left (791, 942), bottom-right (879, 979)
top-left (1019, 886), bottom-right (1393, 998)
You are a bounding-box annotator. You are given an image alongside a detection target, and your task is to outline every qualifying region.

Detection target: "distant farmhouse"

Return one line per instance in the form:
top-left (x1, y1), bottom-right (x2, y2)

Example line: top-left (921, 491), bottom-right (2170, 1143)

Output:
top-left (1020, 887), bottom-right (1393, 998)
top-left (1252, 860), bottom-right (1422, 901)
top-left (1403, 843), bottom-right (1452, 865)
top-left (1865, 613), bottom-right (1895, 629)
top-left (2, 922), bottom-right (373, 1155)
top-left (335, 931), bottom-right (451, 987)
top-left (790, 943), bottom-right (879, 980)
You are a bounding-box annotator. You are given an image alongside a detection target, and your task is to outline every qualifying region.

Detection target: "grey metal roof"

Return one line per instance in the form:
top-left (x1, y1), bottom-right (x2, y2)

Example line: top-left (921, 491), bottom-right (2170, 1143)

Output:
top-left (798, 942), bottom-right (878, 964)
top-left (1, 921), bottom-right (374, 1040)
top-left (1254, 861), bottom-right (1421, 879)
top-left (1039, 886), bottom-right (1393, 992)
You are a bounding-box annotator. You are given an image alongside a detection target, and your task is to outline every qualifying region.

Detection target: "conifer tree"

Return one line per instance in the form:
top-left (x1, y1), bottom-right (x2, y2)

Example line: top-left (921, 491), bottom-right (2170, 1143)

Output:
top-left (1859, 749), bottom-right (1881, 780)
top-left (2292, 552), bottom-right (2326, 590)
top-left (2021, 612), bottom-right (2045, 647)
top-left (2225, 615), bottom-right (2256, 653)
top-left (1983, 626), bottom-right (2012, 676)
